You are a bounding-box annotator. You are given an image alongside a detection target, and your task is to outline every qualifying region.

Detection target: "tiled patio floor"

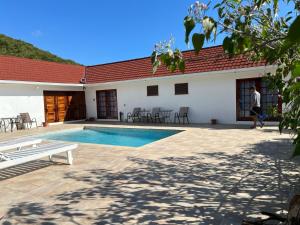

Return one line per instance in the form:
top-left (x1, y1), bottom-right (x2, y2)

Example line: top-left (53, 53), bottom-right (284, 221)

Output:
top-left (0, 123), bottom-right (299, 224)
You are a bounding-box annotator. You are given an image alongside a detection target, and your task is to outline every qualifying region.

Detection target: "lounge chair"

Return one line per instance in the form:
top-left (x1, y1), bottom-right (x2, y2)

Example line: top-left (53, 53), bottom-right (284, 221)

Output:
top-left (147, 107), bottom-right (163, 123)
top-left (19, 113), bottom-right (38, 129)
top-left (127, 108), bottom-right (141, 122)
top-left (0, 137), bottom-right (42, 152)
top-left (0, 142), bottom-right (78, 170)
top-left (174, 107), bottom-right (190, 124)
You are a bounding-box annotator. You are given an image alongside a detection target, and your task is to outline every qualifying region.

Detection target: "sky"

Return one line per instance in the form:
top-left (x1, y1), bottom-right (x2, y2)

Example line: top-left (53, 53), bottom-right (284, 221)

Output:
top-left (0, 1), bottom-right (294, 65)
top-left (0, 0), bottom-right (224, 65)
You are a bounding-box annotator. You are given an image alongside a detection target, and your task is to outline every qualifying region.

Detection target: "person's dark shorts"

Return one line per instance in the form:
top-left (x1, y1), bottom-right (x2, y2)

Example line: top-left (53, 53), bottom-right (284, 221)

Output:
top-left (250, 107), bottom-right (261, 116)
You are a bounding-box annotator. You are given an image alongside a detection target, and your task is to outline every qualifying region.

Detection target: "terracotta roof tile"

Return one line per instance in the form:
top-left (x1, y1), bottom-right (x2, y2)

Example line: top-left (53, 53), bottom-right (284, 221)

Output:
top-left (0, 55), bottom-right (85, 84)
top-left (85, 46), bottom-right (266, 84)
top-left (0, 46), bottom-right (267, 85)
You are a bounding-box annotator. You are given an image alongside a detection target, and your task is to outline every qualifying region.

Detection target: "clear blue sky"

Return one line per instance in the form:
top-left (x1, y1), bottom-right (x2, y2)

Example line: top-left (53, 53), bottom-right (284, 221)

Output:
top-left (0, 0), bottom-right (293, 65)
top-left (0, 0), bottom-right (223, 65)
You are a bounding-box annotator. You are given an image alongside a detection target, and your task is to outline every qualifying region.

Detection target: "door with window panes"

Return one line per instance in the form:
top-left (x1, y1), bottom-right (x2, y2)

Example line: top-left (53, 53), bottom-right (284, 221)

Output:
top-left (236, 78), bottom-right (282, 121)
top-left (96, 89), bottom-right (118, 119)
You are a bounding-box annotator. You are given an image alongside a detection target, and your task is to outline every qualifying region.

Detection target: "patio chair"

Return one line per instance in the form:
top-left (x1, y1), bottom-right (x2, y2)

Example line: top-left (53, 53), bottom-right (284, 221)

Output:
top-left (147, 107), bottom-right (164, 123)
top-left (0, 137), bottom-right (42, 152)
top-left (0, 119), bottom-right (10, 133)
top-left (174, 107), bottom-right (190, 124)
top-left (0, 119), bottom-right (4, 132)
top-left (11, 116), bottom-right (24, 131)
top-left (19, 113), bottom-right (38, 129)
top-left (127, 108), bottom-right (141, 122)
top-left (0, 142), bottom-right (78, 170)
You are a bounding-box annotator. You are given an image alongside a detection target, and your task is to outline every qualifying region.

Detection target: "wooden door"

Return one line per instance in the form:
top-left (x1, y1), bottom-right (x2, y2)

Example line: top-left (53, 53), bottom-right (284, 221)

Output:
top-left (44, 91), bottom-right (86, 123)
top-left (106, 90), bottom-right (118, 118)
top-left (75, 92), bottom-right (86, 120)
top-left (96, 90), bottom-right (118, 119)
top-left (44, 95), bottom-right (56, 123)
top-left (64, 95), bottom-right (72, 121)
top-left (67, 92), bottom-right (86, 120)
top-left (96, 91), bottom-right (108, 119)
top-left (57, 95), bottom-right (67, 122)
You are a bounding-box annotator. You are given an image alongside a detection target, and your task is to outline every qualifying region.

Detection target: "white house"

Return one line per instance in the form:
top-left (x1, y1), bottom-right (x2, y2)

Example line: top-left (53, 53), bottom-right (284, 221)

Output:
top-left (0, 55), bottom-right (86, 125)
top-left (0, 46), bottom-right (280, 126)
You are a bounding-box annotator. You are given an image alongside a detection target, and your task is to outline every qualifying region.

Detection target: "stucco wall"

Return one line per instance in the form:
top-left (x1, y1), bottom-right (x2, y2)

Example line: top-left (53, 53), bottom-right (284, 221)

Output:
top-left (0, 83), bottom-right (83, 125)
top-left (0, 66), bottom-right (274, 126)
top-left (85, 67), bottom-right (272, 124)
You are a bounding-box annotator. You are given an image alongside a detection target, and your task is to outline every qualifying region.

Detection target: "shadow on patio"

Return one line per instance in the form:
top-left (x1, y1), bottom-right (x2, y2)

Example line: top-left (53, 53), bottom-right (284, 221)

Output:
top-left (2, 138), bottom-right (300, 225)
top-left (0, 160), bottom-right (55, 181)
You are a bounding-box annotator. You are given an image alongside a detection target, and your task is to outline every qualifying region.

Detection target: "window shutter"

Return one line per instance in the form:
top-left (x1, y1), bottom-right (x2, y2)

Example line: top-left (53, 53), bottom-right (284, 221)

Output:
top-left (175, 83), bottom-right (188, 95)
top-left (147, 85), bottom-right (159, 96)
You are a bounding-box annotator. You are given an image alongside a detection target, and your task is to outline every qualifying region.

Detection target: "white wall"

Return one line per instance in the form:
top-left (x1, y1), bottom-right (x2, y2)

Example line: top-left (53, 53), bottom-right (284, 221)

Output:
top-left (0, 83), bottom-right (83, 125)
top-left (85, 67), bottom-right (273, 124)
top-left (0, 67), bottom-right (273, 126)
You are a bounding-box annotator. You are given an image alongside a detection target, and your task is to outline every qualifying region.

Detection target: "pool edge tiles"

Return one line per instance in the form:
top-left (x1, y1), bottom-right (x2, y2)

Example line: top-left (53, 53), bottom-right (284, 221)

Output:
top-left (83, 125), bottom-right (184, 133)
top-left (40, 126), bottom-right (183, 148)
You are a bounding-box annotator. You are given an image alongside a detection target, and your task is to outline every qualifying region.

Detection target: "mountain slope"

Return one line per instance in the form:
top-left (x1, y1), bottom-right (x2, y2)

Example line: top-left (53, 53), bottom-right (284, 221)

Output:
top-left (0, 34), bottom-right (78, 65)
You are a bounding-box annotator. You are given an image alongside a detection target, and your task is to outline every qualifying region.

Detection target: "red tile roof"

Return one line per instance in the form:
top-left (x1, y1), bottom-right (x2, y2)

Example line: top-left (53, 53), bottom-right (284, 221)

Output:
top-left (0, 55), bottom-right (85, 84)
top-left (0, 46), bottom-right (266, 85)
top-left (86, 45), bottom-right (266, 84)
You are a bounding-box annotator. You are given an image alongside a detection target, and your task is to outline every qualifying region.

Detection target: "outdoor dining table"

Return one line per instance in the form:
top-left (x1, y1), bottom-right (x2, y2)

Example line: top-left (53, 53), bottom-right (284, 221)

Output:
top-left (159, 110), bottom-right (173, 123)
top-left (139, 110), bottom-right (150, 123)
top-left (130, 109), bottom-right (174, 123)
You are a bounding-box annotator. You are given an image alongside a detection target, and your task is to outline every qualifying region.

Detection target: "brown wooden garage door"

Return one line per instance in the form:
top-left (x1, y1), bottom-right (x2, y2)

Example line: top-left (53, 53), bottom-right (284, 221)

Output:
top-left (44, 91), bottom-right (86, 123)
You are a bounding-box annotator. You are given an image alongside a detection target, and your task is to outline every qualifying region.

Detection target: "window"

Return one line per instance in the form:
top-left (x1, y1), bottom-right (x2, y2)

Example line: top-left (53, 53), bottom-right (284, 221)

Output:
top-left (175, 83), bottom-right (188, 95)
top-left (147, 85), bottom-right (159, 96)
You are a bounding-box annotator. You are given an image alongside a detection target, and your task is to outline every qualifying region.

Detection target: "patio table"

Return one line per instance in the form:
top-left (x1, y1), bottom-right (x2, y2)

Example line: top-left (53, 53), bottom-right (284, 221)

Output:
top-left (159, 110), bottom-right (173, 123)
top-left (139, 110), bottom-right (150, 123)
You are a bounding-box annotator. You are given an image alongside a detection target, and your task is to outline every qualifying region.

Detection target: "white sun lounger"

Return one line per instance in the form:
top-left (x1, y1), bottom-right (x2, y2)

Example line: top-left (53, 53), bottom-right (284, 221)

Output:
top-left (0, 137), bottom-right (42, 152)
top-left (0, 142), bottom-right (78, 170)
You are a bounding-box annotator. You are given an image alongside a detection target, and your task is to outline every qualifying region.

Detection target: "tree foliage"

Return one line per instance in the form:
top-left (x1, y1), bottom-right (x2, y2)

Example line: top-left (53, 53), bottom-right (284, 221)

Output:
top-left (152, 0), bottom-right (300, 156)
top-left (0, 34), bottom-right (78, 65)
top-left (151, 37), bottom-right (185, 73)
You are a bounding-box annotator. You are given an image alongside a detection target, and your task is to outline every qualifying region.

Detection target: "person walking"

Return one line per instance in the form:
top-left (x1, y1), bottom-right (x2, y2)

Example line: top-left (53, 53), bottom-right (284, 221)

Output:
top-left (249, 86), bottom-right (262, 129)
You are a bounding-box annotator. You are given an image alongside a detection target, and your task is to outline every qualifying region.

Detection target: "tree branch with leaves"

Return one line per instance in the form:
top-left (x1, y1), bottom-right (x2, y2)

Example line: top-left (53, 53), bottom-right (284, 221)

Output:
top-left (151, 0), bottom-right (300, 155)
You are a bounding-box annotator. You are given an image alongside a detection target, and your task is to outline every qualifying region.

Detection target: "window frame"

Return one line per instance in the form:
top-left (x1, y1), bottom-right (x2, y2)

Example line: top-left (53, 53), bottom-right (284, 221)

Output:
top-left (175, 83), bottom-right (189, 95)
top-left (96, 89), bottom-right (118, 119)
top-left (147, 85), bottom-right (159, 96)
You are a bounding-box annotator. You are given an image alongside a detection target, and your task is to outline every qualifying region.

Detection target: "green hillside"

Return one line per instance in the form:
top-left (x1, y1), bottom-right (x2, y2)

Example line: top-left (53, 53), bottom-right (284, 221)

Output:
top-left (0, 34), bottom-right (79, 65)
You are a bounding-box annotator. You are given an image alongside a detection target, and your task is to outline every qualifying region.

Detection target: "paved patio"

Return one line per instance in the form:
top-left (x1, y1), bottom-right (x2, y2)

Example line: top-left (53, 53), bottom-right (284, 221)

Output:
top-left (0, 123), bottom-right (299, 224)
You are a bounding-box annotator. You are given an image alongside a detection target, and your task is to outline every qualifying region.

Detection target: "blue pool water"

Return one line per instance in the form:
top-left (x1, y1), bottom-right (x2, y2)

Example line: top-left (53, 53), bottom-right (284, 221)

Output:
top-left (41, 127), bottom-right (181, 147)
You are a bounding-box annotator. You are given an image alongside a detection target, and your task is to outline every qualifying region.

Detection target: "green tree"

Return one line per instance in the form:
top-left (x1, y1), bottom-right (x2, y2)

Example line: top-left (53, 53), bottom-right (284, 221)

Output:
top-left (0, 34), bottom-right (79, 65)
top-left (152, 0), bottom-right (300, 156)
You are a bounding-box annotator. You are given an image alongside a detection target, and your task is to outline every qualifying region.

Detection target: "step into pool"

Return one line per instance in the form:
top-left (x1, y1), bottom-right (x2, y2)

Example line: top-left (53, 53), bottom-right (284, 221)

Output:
top-left (41, 127), bottom-right (182, 147)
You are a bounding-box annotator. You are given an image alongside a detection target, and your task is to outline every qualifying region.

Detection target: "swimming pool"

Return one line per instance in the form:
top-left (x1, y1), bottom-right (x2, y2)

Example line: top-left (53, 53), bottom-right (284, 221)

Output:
top-left (41, 127), bottom-right (182, 147)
